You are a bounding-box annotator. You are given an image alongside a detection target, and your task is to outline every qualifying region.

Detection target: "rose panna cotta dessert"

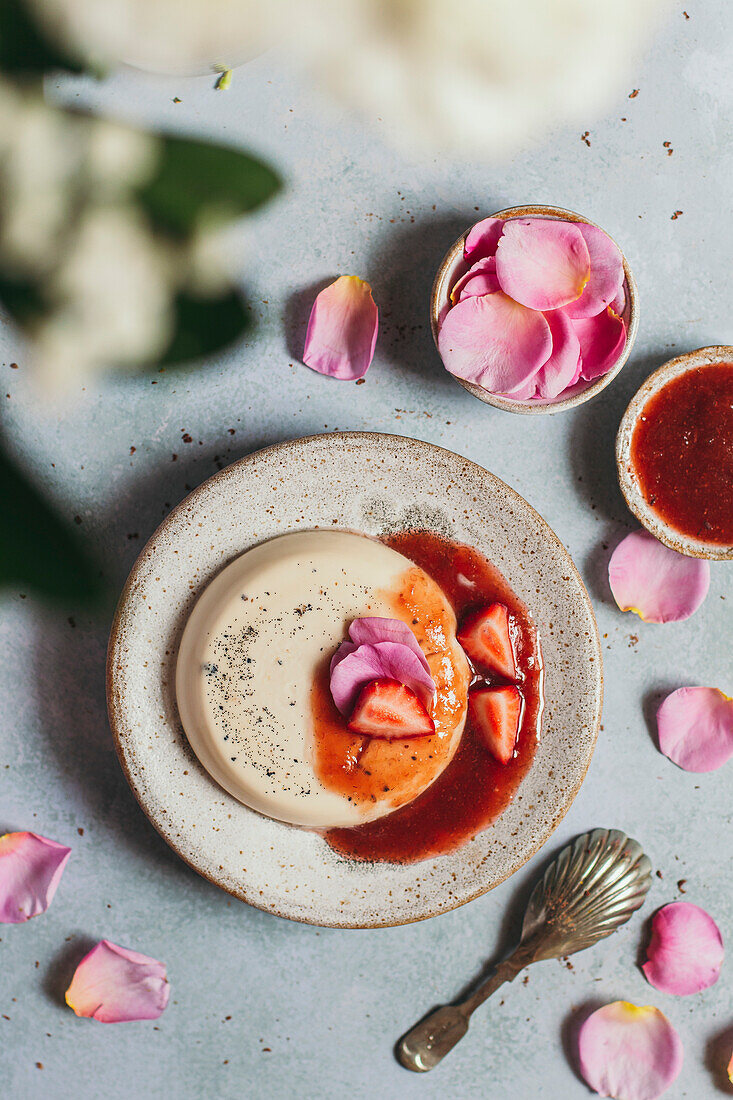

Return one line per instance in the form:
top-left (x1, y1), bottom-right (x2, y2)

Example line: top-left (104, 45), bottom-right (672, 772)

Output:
top-left (437, 214), bottom-right (630, 403)
top-left (176, 528), bottom-right (543, 864)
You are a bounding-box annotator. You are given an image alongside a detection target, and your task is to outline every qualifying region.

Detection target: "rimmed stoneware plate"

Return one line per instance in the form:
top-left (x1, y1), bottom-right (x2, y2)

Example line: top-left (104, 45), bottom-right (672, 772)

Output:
top-left (108, 433), bottom-right (602, 928)
top-left (616, 345), bottom-right (733, 560)
top-left (430, 204), bottom-right (639, 415)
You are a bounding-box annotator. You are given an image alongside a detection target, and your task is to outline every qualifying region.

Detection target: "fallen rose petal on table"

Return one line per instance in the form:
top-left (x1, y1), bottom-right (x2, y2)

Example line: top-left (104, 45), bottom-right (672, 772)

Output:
top-left (643, 902), bottom-right (724, 995)
top-left (608, 530), bottom-right (710, 623)
top-left (578, 1001), bottom-right (683, 1100)
top-left (564, 223), bottom-right (625, 319)
top-left (302, 275), bottom-right (378, 380)
top-left (346, 617), bottom-right (431, 674)
top-left (464, 216), bottom-right (504, 261)
top-left (438, 292), bottom-right (551, 393)
top-left (66, 940), bottom-right (169, 1023)
top-left (572, 306), bottom-right (626, 381)
top-left (0, 832), bottom-right (71, 924)
top-left (330, 641), bottom-right (436, 716)
top-left (450, 257), bottom-right (499, 302)
top-left (495, 218), bottom-right (590, 311)
top-left (533, 308), bottom-right (582, 399)
top-left (657, 686), bottom-right (733, 772)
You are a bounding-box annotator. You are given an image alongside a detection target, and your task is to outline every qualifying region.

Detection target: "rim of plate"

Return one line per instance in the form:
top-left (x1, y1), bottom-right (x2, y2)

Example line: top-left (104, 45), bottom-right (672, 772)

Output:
top-left (430, 204), bottom-right (639, 414)
top-left (616, 346), bottom-right (733, 560)
top-left (107, 432), bottom-right (603, 928)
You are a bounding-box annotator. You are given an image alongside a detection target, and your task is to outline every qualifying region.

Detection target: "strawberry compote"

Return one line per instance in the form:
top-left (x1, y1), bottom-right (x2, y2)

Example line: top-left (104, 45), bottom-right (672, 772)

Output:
top-left (322, 531), bottom-right (543, 865)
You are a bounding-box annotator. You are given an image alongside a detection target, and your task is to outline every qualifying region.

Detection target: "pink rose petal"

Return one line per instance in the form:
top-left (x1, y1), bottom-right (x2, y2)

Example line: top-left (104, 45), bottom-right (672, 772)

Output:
top-left (303, 275), bottom-right (378, 380)
top-left (451, 257), bottom-right (499, 302)
top-left (643, 903), bottom-right (724, 996)
top-left (657, 686), bottom-right (733, 772)
top-left (608, 530), bottom-right (710, 623)
top-left (572, 307), bottom-right (627, 382)
top-left (564, 223), bottom-right (625, 319)
top-left (728, 1051), bottom-right (733, 1084)
top-left (0, 831), bottom-right (71, 923)
top-left (610, 284), bottom-right (626, 316)
top-left (578, 1001), bottom-right (683, 1100)
top-left (66, 940), bottom-right (169, 1023)
top-left (438, 292), bottom-right (552, 393)
top-left (533, 308), bottom-right (582, 399)
top-left (464, 217), bottom-right (504, 261)
top-left (330, 641), bottom-right (435, 716)
top-left (495, 218), bottom-right (590, 311)
top-left (346, 617), bottom-right (431, 674)
top-left (502, 376), bottom-right (539, 401)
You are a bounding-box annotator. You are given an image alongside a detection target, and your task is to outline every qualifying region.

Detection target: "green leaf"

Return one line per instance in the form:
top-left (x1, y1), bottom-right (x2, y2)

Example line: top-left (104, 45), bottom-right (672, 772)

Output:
top-left (0, 0), bottom-right (85, 76)
top-left (0, 443), bottom-right (105, 606)
top-left (156, 287), bottom-right (251, 367)
top-left (137, 136), bottom-right (282, 237)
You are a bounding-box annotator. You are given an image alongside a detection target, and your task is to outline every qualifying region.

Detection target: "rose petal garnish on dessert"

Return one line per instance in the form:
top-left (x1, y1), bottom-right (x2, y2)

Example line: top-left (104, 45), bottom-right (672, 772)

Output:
top-left (302, 275), bottom-right (378, 380)
top-left (457, 602), bottom-right (517, 679)
top-left (563, 223), bottom-right (625, 319)
top-left (642, 902), bottom-right (724, 996)
top-left (66, 940), bottom-right (169, 1023)
top-left (495, 218), bottom-right (591, 311)
top-left (608, 530), bottom-right (710, 623)
top-left (348, 678), bottom-right (435, 740)
top-left (577, 1001), bottom-right (683, 1100)
top-left (438, 293), bottom-right (552, 393)
top-left (0, 831), bottom-right (71, 924)
top-left (330, 641), bottom-right (436, 716)
top-left (469, 685), bottom-right (523, 764)
top-left (464, 216), bottom-right (505, 262)
top-left (345, 616), bottom-right (431, 674)
top-left (450, 257), bottom-right (500, 303)
top-left (532, 308), bottom-right (582, 399)
top-left (657, 687), bottom-right (733, 773)
top-left (572, 306), bottom-right (627, 382)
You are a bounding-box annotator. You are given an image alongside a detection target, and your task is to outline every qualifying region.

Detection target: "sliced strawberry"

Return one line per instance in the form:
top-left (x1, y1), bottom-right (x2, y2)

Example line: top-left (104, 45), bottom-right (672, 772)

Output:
top-left (469, 685), bottom-right (523, 764)
top-left (347, 678), bottom-right (435, 740)
top-left (457, 602), bottom-right (517, 680)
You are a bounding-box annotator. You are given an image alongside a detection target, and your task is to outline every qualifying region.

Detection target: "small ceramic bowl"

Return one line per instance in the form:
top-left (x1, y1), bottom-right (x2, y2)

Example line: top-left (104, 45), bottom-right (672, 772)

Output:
top-left (616, 345), bottom-right (733, 560)
top-left (430, 204), bottom-right (639, 415)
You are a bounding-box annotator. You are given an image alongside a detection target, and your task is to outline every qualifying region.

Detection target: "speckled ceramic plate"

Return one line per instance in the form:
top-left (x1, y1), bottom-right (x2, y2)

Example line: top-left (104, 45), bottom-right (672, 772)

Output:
top-left (107, 433), bottom-right (602, 928)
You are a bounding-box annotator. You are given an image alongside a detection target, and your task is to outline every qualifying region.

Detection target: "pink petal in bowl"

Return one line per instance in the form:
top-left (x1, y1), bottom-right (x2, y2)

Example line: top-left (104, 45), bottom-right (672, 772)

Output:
top-left (495, 218), bottom-right (591, 311)
top-left (608, 530), bottom-right (710, 623)
top-left (578, 1001), bottom-right (683, 1100)
top-left (0, 831), bottom-right (71, 924)
top-left (657, 687), bottom-right (733, 772)
top-left (346, 617), bottom-right (431, 674)
top-left (643, 902), bottom-right (724, 995)
top-left (450, 257), bottom-right (499, 303)
top-left (330, 641), bottom-right (435, 716)
top-left (572, 306), bottom-right (627, 382)
top-left (464, 217), bottom-right (504, 261)
top-left (303, 275), bottom-right (378, 380)
top-left (438, 292), bottom-right (552, 393)
top-left (66, 940), bottom-right (169, 1023)
top-left (533, 308), bottom-right (582, 399)
top-left (564, 223), bottom-right (625, 319)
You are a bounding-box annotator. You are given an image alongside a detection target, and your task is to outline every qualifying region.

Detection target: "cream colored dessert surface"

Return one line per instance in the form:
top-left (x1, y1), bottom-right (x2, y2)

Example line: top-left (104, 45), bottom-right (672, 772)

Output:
top-left (176, 530), bottom-right (469, 827)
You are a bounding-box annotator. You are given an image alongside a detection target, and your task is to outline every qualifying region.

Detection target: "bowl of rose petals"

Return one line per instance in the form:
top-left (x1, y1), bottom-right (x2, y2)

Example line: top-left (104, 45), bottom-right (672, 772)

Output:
top-left (430, 204), bottom-right (638, 413)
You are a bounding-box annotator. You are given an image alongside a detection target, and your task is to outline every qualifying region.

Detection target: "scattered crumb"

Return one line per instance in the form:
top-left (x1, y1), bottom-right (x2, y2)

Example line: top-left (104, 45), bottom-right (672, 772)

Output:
top-left (663, 141), bottom-right (673, 156)
top-left (628, 634), bottom-right (638, 648)
top-left (173, 97), bottom-right (181, 103)
top-left (36, 1063), bottom-right (43, 1070)
top-left (671, 210), bottom-right (683, 220)
top-left (355, 378), bottom-right (366, 385)
top-left (683, 10), bottom-right (689, 18)
top-left (182, 434), bottom-right (193, 443)
top-left (677, 879), bottom-right (687, 894)
top-left (10, 362), bottom-right (18, 369)
top-left (215, 69), bottom-right (232, 91)
top-left (629, 89), bottom-right (639, 98)
top-left (656, 869), bottom-right (663, 879)
top-left (522, 973), bottom-right (530, 986)
top-left (581, 131), bottom-right (591, 147)
top-left (77, 827), bottom-right (84, 836)
top-left (129, 446), bottom-right (136, 455)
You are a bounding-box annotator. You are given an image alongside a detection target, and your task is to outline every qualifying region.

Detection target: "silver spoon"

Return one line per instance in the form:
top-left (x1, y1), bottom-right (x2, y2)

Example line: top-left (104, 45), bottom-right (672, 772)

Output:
top-left (397, 827), bottom-right (652, 1073)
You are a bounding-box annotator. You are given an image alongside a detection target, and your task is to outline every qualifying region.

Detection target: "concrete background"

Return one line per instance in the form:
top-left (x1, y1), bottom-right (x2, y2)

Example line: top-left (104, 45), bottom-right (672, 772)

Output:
top-left (1, 4), bottom-right (732, 1097)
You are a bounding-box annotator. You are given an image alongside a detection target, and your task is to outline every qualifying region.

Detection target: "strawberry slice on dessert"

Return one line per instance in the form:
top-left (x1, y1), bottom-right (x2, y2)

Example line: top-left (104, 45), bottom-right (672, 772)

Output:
top-left (469, 684), bottom-right (523, 764)
top-left (347, 678), bottom-right (436, 740)
top-left (457, 602), bottom-right (517, 680)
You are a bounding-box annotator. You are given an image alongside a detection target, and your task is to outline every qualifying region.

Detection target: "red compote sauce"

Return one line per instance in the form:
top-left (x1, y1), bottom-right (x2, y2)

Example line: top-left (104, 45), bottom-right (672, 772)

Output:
top-left (630, 362), bottom-right (733, 545)
top-left (319, 530), bottom-right (543, 864)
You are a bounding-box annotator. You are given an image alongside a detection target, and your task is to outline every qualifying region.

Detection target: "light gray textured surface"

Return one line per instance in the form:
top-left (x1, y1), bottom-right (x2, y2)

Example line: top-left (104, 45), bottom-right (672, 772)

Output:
top-left (1, 4), bottom-right (732, 1097)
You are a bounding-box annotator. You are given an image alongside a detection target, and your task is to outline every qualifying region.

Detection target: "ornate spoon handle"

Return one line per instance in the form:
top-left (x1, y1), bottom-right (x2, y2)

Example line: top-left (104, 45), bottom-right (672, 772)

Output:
top-left (396, 955), bottom-right (523, 1072)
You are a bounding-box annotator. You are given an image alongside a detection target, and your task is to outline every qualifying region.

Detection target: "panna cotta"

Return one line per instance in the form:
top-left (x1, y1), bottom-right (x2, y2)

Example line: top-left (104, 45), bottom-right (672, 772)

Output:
top-left (176, 530), bottom-right (470, 827)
